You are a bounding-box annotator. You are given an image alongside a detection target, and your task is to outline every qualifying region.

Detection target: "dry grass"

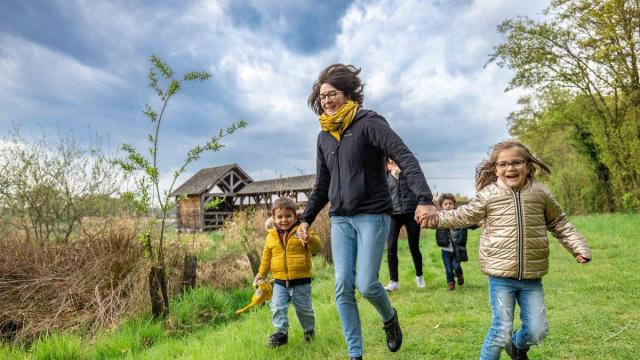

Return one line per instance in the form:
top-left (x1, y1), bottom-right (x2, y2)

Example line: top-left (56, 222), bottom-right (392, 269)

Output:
top-left (196, 254), bottom-right (252, 290)
top-left (0, 219), bottom-right (144, 342)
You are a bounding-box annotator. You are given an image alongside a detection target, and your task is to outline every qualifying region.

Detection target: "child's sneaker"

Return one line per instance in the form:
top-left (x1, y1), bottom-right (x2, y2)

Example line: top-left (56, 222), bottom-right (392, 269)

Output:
top-left (456, 274), bottom-right (464, 286)
top-left (304, 330), bottom-right (315, 342)
top-left (504, 340), bottom-right (529, 359)
top-left (447, 282), bottom-right (455, 291)
top-left (384, 280), bottom-right (399, 292)
top-left (415, 275), bottom-right (425, 288)
top-left (267, 331), bottom-right (288, 347)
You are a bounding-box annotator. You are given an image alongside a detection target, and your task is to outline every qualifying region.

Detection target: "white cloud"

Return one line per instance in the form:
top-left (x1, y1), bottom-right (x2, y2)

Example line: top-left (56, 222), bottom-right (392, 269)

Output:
top-left (0, 0), bottom-right (551, 197)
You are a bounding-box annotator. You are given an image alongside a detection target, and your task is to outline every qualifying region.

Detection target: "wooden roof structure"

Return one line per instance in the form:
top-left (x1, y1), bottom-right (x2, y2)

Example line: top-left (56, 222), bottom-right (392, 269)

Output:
top-left (236, 174), bottom-right (316, 196)
top-left (171, 165), bottom-right (316, 232)
top-left (235, 174), bottom-right (316, 208)
top-left (170, 163), bottom-right (252, 197)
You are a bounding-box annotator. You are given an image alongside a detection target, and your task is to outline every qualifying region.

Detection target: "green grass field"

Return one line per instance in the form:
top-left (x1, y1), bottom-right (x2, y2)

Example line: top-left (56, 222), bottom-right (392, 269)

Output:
top-left (2, 213), bottom-right (638, 359)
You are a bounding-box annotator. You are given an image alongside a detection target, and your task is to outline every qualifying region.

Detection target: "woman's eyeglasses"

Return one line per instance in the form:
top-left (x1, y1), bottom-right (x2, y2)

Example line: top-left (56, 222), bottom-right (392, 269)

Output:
top-left (495, 160), bottom-right (527, 169)
top-left (319, 90), bottom-right (343, 102)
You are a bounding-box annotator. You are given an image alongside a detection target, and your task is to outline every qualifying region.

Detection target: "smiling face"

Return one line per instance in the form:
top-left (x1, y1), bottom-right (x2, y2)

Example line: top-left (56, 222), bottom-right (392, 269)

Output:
top-left (273, 208), bottom-right (297, 231)
top-left (319, 82), bottom-right (347, 115)
top-left (495, 147), bottom-right (530, 190)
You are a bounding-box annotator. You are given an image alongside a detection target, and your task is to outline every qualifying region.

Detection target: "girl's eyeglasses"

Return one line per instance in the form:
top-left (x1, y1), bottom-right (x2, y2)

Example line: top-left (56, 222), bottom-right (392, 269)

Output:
top-left (495, 160), bottom-right (527, 169)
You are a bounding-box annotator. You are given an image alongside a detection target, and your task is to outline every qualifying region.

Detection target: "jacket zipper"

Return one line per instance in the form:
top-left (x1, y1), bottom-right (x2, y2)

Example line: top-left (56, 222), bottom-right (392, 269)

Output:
top-left (279, 230), bottom-right (290, 287)
top-left (398, 177), bottom-right (404, 212)
top-left (336, 140), bottom-right (343, 209)
top-left (513, 190), bottom-right (524, 280)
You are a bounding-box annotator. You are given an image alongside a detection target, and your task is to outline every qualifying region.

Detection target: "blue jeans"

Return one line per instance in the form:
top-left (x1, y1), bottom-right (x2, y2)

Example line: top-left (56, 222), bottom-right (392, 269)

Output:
top-left (331, 213), bottom-right (395, 358)
top-left (480, 276), bottom-right (549, 360)
top-left (441, 249), bottom-right (462, 284)
top-left (270, 283), bottom-right (314, 334)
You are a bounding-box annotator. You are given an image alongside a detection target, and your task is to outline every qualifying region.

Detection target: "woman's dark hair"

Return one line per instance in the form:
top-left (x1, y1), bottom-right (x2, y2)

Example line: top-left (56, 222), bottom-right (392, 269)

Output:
top-left (307, 64), bottom-right (365, 115)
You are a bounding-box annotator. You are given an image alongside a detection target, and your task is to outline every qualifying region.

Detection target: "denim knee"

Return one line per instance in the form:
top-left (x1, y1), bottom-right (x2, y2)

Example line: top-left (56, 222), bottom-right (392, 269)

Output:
top-left (335, 277), bottom-right (356, 301)
top-left (355, 277), bottom-right (380, 299)
top-left (523, 324), bottom-right (548, 344)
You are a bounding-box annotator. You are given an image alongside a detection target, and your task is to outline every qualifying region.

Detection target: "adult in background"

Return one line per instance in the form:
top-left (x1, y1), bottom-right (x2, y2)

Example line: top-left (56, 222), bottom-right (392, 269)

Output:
top-left (384, 158), bottom-right (425, 292)
top-left (297, 64), bottom-right (435, 360)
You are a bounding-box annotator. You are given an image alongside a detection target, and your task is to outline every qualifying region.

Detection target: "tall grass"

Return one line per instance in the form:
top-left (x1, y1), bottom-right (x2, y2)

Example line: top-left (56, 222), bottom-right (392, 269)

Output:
top-left (1, 213), bottom-right (638, 359)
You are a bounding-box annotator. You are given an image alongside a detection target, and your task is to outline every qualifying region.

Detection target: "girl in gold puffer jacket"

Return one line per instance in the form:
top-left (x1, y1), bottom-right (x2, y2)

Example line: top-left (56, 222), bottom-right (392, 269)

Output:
top-left (433, 141), bottom-right (591, 360)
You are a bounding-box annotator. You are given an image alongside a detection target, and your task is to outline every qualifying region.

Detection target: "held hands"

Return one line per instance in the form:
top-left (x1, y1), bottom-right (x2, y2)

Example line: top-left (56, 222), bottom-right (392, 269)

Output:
top-left (415, 205), bottom-right (438, 228)
top-left (297, 222), bottom-right (310, 243)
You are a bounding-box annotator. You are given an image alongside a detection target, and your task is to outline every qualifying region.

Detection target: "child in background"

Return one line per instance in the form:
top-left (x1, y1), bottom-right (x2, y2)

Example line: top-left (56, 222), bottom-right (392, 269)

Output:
top-left (254, 197), bottom-right (322, 347)
top-left (435, 193), bottom-right (475, 291)
top-left (425, 141), bottom-right (591, 360)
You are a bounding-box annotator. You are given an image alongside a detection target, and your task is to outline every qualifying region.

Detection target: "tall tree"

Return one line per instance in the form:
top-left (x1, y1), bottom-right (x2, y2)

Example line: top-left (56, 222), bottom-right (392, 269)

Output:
top-left (490, 0), bottom-right (640, 210)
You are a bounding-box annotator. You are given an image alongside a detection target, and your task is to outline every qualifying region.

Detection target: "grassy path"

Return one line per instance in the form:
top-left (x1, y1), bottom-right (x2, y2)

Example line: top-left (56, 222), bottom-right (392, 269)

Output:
top-left (2, 213), bottom-right (638, 359)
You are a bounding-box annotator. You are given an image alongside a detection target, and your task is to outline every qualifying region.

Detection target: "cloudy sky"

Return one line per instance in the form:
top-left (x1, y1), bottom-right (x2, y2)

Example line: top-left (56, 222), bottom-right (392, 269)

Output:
top-left (0, 0), bottom-right (549, 197)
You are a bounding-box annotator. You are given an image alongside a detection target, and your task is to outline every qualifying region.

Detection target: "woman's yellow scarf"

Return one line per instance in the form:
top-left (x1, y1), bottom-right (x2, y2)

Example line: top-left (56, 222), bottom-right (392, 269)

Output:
top-left (319, 100), bottom-right (359, 142)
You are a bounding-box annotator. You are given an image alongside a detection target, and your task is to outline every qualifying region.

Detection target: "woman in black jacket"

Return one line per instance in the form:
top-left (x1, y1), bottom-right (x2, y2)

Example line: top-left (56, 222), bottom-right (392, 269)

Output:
top-left (384, 159), bottom-right (424, 292)
top-left (297, 64), bottom-right (435, 360)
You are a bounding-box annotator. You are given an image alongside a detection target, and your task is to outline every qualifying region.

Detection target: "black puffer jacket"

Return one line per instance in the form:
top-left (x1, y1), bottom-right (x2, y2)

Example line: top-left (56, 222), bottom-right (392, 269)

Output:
top-left (387, 172), bottom-right (418, 215)
top-left (301, 109), bottom-right (432, 224)
top-left (435, 227), bottom-right (472, 248)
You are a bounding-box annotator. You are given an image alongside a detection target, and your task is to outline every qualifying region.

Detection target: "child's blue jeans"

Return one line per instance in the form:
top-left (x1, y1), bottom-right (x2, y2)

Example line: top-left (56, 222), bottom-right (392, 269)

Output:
top-left (270, 282), bottom-right (314, 334)
top-left (331, 213), bottom-right (395, 358)
top-left (480, 276), bottom-right (549, 360)
top-left (441, 249), bottom-right (462, 283)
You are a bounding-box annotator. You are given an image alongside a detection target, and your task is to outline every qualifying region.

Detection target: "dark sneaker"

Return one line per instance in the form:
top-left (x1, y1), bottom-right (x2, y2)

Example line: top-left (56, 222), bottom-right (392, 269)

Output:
top-left (350, 357), bottom-right (363, 360)
top-left (267, 331), bottom-right (288, 347)
top-left (304, 330), bottom-right (315, 342)
top-left (457, 274), bottom-right (464, 286)
top-left (382, 308), bottom-right (403, 352)
top-left (505, 340), bottom-right (529, 360)
top-left (448, 282), bottom-right (455, 291)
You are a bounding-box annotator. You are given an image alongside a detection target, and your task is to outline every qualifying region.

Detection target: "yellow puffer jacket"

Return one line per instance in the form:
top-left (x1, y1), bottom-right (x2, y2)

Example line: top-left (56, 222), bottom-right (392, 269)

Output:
top-left (258, 224), bottom-right (322, 282)
top-left (437, 179), bottom-right (591, 279)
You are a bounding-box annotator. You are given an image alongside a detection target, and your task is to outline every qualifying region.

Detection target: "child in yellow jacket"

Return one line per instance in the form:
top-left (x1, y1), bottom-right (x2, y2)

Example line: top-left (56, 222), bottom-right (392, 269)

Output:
top-left (254, 197), bottom-right (322, 347)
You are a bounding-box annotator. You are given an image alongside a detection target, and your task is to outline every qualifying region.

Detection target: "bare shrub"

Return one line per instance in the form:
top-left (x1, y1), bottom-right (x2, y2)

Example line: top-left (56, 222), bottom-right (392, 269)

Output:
top-left (0, 220), bottom-right (144, 341)
top-left (0, 129), bottom-right (127, 244)
top-left (218, 209), bottom-right (268, 277)
top-left (311, 206), bottom-right (332, 264)
top-left (197, 254), bottom-right (252, 290)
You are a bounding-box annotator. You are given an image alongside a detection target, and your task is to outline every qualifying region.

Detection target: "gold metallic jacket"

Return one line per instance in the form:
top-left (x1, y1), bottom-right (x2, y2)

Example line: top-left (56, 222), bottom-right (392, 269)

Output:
top-left (437, 179), bottom-right (591, 279)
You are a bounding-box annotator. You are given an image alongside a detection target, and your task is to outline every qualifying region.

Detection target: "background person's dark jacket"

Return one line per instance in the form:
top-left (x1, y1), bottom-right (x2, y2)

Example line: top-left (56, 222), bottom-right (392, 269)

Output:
top-left (435, 227), bottom-right (475, 248)
top-left (388, 172), bottom-right (418, 215)
top-left (301, 109), bottom-right (433, 225)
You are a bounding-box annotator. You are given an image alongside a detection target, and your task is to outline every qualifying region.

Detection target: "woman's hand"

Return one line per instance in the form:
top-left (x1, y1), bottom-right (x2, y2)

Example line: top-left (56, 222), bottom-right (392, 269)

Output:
top-left (297, 222), bottom-right (310, 242)
top-left (415, 205), bottom-right (437, 228)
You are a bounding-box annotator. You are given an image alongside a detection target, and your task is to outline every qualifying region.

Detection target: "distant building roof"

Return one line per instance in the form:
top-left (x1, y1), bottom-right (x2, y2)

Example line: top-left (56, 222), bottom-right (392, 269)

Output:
top-left (236, 174), bottom-right (316, 195)
top-left (170, 164), bottom-right (252, 196)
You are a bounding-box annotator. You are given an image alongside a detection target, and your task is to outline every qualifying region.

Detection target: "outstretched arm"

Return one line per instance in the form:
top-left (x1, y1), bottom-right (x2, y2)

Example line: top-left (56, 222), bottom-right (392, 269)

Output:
top-left (545, 191), bottom-right (592, 262)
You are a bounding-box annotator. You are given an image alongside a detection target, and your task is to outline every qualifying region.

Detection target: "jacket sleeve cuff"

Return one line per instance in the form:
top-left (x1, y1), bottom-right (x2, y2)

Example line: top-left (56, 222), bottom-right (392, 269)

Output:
top-left (417, 198), bottom-right (434, 206)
